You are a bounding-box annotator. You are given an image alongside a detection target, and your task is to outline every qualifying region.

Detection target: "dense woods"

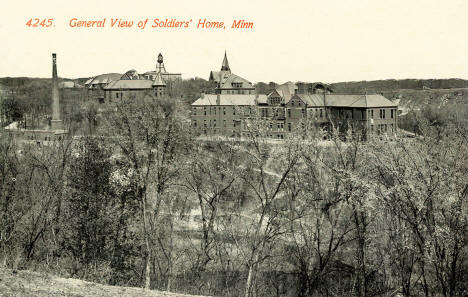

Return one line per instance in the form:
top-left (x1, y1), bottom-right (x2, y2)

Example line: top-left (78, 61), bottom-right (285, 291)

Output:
top-left (0, 90), bottom-right (467, 297)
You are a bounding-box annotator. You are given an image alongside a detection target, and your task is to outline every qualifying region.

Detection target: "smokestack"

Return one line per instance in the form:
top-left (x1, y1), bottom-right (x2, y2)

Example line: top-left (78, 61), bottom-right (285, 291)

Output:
top-left (51, 53), bottom-right (63, 130)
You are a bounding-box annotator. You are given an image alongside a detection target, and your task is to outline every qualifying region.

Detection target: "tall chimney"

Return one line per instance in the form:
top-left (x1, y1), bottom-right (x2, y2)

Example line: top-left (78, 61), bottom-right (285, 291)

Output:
top-left (51, 53), bottom-right (63, 130)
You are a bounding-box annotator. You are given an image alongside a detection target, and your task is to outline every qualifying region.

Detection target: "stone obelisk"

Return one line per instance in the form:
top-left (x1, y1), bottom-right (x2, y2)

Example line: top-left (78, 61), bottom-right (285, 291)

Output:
top-left (50, 53), bottom-right (64, 130)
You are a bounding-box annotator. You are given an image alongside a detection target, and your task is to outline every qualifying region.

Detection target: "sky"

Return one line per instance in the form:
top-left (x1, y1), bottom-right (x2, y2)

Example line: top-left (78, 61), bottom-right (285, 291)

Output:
top-left (0, 0), bottom-right (467, 84)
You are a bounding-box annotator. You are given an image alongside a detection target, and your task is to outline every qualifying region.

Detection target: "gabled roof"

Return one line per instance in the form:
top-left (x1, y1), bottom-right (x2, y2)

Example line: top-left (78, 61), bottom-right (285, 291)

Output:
top-left (288, 94), bottom-right (397, 108)
top-left (267, 89), bottom-right (282, 98)
top-left (280, 93), bottom-right (398, 108)
top-left (219, 73), bottom-right (253, 89)
top-left (293, 94), bottom-right (325, 106)
top-left (209, 70), bottom-right (253, 89)
top-left (192, 94), bottom-right (267, 106)
top-left (209, 71), bottom-right (222, 82)
top-left (121, 69), bottom-right (139, 80)
top-left (85, 73), bottom-right (122, 87)
top-left (152, 72), bottom-right (166, 86)
top-left (274, 82), bottom-right (298, 103)
top-left (323, 94), bottom-right (397, 108)
top-left (104, 79), bottom-right (153, 90)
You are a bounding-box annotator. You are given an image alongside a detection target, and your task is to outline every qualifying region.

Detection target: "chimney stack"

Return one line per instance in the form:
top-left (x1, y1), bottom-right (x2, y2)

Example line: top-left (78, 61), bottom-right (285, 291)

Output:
top-left (51, 53), bottom-right (64, 130)
top-left (216, 93), bottom-right (220, 105)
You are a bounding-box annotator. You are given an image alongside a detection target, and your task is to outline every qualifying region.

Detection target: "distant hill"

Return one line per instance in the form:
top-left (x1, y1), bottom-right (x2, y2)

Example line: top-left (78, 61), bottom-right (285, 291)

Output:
top-left (329, 78), bottom-right (468, 94)
top-left (0, 77), bottom-right (84, 89)
top-left (254, 79), bottom-right (468, 95)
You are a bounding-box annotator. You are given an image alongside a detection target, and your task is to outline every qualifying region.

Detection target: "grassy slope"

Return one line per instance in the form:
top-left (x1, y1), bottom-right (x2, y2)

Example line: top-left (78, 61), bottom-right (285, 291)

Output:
top-left (0, 269), bottom-right (208, 297)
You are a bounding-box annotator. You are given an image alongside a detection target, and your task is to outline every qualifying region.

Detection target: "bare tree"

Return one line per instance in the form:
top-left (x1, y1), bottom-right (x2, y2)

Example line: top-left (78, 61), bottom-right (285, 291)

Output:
top-left (367, 121), bottom-right (468, 297)
top-left (102, 96), bottom-right (188, 289)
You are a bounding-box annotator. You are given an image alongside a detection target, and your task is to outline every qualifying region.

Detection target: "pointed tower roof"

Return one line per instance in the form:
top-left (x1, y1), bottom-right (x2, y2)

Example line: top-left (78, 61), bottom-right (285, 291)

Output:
top-left (152, 72), bottom-right (166, 86)
top-left (221, 51), bottom-right (230, 72)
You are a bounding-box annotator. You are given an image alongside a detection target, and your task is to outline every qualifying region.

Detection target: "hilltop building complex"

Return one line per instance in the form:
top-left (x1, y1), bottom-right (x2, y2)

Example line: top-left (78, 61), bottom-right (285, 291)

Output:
top-left (191, 53), bottom-right (398, 139)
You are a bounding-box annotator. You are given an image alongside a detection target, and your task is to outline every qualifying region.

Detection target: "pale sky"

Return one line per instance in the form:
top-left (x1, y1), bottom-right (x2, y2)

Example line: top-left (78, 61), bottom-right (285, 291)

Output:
top-left (1, 0), bottom-right (467, 83)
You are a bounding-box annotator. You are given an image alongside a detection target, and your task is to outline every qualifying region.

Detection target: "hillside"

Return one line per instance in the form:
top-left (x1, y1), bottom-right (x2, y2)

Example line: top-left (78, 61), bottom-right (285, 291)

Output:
top-left (329, 78), bottom-right (468, 94)
top-left (0, 269), bottom-right (207, 297)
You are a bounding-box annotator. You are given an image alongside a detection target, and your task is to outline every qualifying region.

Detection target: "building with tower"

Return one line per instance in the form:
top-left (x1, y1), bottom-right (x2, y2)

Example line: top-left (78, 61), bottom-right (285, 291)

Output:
top-left (209, 51), bottom-right (255, 95)
top-left (86, 53), bottom-right (178, 103)
top-left (191, 52), bottom-right (399, 140)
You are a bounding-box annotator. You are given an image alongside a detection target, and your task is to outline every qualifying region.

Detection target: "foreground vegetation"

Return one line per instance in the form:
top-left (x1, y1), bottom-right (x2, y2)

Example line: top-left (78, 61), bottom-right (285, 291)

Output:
top-left (0, 90), bottom-right (467, 297)
top-left (0, 268), bottom-right (205, 297)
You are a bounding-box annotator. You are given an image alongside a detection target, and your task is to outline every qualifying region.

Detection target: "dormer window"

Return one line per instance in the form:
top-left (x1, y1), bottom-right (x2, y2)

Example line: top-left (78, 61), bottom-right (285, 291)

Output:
top-left (269, 97), bottom-right (281, 105)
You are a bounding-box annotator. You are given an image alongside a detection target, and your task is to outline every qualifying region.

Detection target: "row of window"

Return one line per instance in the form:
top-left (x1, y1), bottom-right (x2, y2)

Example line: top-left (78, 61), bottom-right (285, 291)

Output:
top-left (26, 135), bottom-right (62, 141)
top-left (192, 107), bottom-right (396, 121)
top-left (268, 122), bottom-right (284, 131)
top-left (193, 106), bottom-right (325, 119)
top-left (289, 100), bottom-right (303, 107)
top-left (194, 119), bottom-right (291, 131)
top-left (195, 123), bottom-right (396, 137)
top-left (335, 108), bottom-right (396, 120)
top-left (199, 128), bottom-right (286, 139)
top-left (193, 119), bottom-right (242, 128)
top-left (222, 89), bottom-right (253, 94)
top-left (369, 109), bottom-right (395, 119)
top-left (369, 123), bottom-right (395, 133)
top-left (194, 106), bottom-right (255, 116)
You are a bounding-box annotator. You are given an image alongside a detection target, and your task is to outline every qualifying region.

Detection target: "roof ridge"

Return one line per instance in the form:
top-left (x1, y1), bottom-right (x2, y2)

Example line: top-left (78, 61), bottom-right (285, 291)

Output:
top-left (345, 94), bottom-right (365, 107)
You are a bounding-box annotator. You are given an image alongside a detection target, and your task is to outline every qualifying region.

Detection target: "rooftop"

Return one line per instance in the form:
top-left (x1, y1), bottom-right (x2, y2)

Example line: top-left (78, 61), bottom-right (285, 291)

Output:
top-left (104, 79), bottom-right (153, 90)
top-left (192, 94), bottom-right (268, 106)
top-left (85, 73), bottom-right (122, 86)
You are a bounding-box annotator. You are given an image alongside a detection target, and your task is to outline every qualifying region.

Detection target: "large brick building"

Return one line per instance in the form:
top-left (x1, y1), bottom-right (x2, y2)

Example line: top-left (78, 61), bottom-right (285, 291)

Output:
top-left (191, 93), bottom-right (268, 137)
top-left (191, 53), bottom-right (398, 139)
